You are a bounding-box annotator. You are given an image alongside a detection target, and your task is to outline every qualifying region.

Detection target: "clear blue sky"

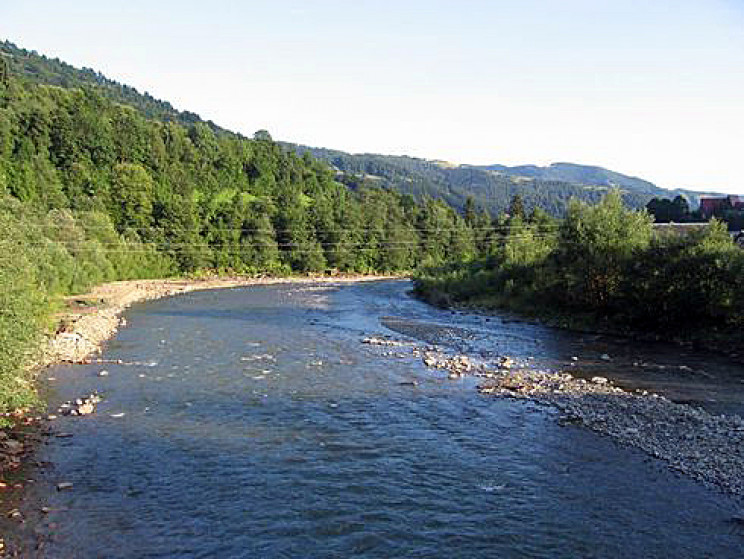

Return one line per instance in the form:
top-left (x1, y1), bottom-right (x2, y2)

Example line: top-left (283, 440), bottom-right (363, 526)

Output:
top-left (3, 0), bottom-right (743, 192)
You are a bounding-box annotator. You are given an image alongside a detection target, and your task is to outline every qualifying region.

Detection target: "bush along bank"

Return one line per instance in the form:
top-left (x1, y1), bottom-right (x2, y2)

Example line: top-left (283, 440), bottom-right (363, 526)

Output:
top-left (414, 191), bottom-right (744, 353)
top-left (0, 197), bottom-right (172, 427)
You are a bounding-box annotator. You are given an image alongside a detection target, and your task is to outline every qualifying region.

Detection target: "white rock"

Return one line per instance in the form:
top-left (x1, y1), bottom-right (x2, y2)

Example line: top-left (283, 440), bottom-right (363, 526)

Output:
top-left (77, 402), bottom-right (95, 415)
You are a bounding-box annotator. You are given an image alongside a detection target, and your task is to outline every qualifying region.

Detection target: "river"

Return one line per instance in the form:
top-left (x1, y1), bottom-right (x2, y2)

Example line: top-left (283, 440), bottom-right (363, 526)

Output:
top-left (6, 280), bottom-right (744, 557)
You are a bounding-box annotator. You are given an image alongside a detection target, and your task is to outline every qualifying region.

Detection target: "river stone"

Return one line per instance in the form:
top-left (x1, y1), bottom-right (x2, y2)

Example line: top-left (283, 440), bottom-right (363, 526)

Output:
top-left (499, 357), bottom-right (515, 369)
top-left (3, 440), bottom-right (23, 454)
top-left (77, 402), bottom-right (95, 415)
top-left (6, 509), bottom-right (22, 520)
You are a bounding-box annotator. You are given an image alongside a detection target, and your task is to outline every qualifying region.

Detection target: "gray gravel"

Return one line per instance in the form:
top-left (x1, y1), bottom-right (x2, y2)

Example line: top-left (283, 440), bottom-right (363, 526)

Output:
top-left (363, 335), bottom-right (744, 497)
top-left (477, 367), bottom-right (744, 496)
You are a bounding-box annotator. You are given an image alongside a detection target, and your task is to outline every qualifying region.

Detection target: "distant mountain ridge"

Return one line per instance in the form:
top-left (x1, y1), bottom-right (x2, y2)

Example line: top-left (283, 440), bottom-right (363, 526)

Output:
top-left (479, 162), bottom-right (657, 193)
top-left (285, 144), bottom-right (718, 217)
top-left (474, 161), bottom-right (716, 206)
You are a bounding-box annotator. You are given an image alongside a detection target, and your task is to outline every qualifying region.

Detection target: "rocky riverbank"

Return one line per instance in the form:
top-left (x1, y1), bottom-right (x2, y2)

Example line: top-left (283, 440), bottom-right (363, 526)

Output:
top-left (362, 335), bottom-right (744, 498)
top-left (477, 368), bottom-right (744, 496)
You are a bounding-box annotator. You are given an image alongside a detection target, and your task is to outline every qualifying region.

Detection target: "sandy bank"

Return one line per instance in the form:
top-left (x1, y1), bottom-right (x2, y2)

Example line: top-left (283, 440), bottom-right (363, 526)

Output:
top-left (39, 275), bottom-right (401, 368)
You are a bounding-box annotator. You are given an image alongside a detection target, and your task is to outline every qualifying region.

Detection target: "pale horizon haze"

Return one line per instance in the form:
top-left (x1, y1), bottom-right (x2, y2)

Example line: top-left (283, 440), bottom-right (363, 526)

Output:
top-left (3, 0), bottom-right (743, 193)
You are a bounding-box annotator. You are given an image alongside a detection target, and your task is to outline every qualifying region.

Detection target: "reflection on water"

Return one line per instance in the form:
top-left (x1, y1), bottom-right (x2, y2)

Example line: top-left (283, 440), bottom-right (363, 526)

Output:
top-left (13, 281), bottom-right (744, 557)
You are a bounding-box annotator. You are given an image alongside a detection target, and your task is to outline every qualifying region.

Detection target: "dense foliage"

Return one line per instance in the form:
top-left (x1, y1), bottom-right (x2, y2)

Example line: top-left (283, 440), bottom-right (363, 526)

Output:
top-left (0, 61), bottom-right (482, 275)
top-left (0, 198), bottom-right (169, 417)
top-left (415, 191), bottom-right (744, 340)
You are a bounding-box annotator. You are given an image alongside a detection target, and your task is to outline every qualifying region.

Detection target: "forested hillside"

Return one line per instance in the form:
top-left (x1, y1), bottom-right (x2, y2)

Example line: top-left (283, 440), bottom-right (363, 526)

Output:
top-left (2, 40), bottom-right (714, 219)
top-left (1, 40), bottom-right (213, 130)
top-left (0, 58), bottom-right (484, 274)
top-left (478, 162), bottom-right (710, 206)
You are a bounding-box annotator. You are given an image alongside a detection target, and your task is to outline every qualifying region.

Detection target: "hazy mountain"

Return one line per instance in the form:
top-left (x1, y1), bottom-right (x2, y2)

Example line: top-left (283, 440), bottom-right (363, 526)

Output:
top-left (285, 145), bottom-right (719, 216)
top-left (479, 162), bottom-right (712, 205)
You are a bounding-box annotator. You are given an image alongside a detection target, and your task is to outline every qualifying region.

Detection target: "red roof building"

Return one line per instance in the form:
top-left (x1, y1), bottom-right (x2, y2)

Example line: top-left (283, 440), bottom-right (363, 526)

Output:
top-left (699, 195), bottom-right (744, 219)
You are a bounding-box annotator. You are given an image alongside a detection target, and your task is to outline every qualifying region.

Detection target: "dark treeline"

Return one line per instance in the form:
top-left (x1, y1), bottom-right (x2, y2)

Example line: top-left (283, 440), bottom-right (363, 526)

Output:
top-left (416, 191), bottom-right (744, 344)
top-left (646, 195), bottom-right (697, 223)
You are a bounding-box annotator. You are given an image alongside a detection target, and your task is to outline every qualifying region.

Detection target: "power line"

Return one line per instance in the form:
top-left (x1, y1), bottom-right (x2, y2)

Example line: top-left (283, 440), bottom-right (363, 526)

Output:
top-left (26, 223), bottom-right (563, 234)
top-left (12, 232), bottom-right (560, 249)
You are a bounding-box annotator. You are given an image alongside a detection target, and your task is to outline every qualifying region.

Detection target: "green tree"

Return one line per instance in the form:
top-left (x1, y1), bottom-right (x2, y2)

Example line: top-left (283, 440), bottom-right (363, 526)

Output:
top-left (111, 163), bottom-right (154, 231)
top-left (508, 194), bottom-right (525, 220)
top-left (553, 190), bottom-right (653, 311)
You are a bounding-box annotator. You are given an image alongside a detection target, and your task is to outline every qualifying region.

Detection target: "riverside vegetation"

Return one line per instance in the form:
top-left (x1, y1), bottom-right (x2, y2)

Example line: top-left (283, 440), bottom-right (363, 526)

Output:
top-left (414, 191), bottom-right (744, 351)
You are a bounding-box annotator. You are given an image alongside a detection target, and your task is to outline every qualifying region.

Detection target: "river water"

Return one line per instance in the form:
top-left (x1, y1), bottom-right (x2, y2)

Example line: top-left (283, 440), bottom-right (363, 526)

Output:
top-left (9, 280), bottom-right (744, 557)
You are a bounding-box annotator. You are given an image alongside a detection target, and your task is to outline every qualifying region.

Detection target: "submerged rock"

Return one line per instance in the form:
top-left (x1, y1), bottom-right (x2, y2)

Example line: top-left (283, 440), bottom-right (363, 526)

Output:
top-left (362, 336), bottom-right (409, 347)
